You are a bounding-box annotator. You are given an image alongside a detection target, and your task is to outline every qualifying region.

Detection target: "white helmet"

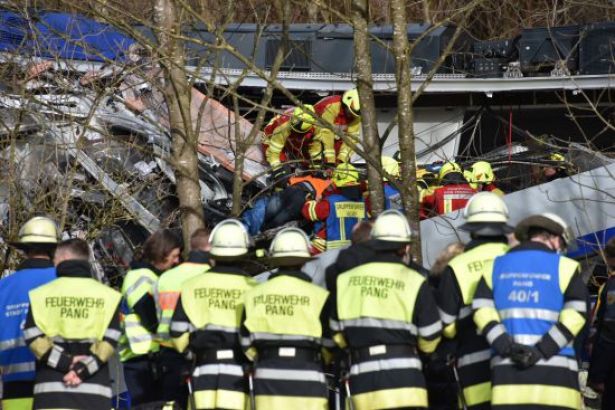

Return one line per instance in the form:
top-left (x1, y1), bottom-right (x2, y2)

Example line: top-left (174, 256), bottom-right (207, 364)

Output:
top-left (268, 227), bottom-right (313, 266)
top-left (463, 192), bottom-right (509, 224)
top-left (209, 219), bottom-right (250, 258)
top-left (13, 216), bottom-right (59, 246)
top-left (370, 210), bottom-right (412, 244)
top-left (515, 212), bottom-right (574, 247)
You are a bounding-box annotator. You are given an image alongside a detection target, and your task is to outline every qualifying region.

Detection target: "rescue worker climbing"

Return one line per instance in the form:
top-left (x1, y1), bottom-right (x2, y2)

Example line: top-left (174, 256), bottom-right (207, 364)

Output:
top-left (422, 161), bottom-right (476, 216)
top-left (0, 216), bottom-right (58, 410)
top-left (302, 163), bottom-right (366, 253)
top-left (263, 105), bottom-right (321, 169)
top-left (170, 219), bottom-right (256, 410)
top-left (154, 228), bottom-right (212, 408)
top-left (24, 239), bottom-right (122, 410)
top-left (241, 227), bottom-right (331, 409)
top-left (119, 229), bottom-right (181, 406)
top-left (330, 210), bottom-right (442, 409)
top-left (313, 88), bottom-right (361, 163)
top-left (468, 161), bottom-right (505, 196)
top-left (436, 192), bottom-right (512, 409)
top-left (473, 213), bottom-right (588, 409)
top-left (587, 236), bottom-right (615, 409)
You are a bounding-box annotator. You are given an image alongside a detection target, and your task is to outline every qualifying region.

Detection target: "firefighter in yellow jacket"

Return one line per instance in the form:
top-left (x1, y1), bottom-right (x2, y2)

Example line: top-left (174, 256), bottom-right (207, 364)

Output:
top-left (473, 213), bottom-right (588, 409)
top-left (24, 239), bottom-right (121, 410)
top-left (170, 219), bottom-right (256, 410)
top-left (331, 210), bottom-right (442, 409)
top-left (241, 227), bottom-right (331, 409)
top-left (154, 228), bottom-right (211, 408)
top-left (436, 192), bottom-right (512, 409)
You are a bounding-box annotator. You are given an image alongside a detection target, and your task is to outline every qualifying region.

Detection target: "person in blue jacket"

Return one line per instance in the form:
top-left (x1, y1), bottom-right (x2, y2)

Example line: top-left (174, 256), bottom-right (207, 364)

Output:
top-left (0, 216), bottom-right (58, 410)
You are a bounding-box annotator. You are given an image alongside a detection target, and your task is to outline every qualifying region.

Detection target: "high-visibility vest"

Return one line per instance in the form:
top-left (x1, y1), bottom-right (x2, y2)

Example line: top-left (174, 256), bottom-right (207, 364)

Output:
top-left (243, 275), bottom-right (329, 344)
top-left (120, 268), bottom-right (159, 361)
top-left (315, 194), bottom-right (365, 250)
top-left (29, 277), bottom-right (121, 341)
top-left (180, 272), bottom-right (256, 333)
top-left (155, 262), bottom-right (210, 347)
top-left (289, 175), bottom-right (331, 200)
top-left (0, 263), bottom-right (55, 384)
top-left (336, 262), bottom-right (426, 340)
top-left (490, 250), bottom-right (579, 357)
top-left (449, 242), bottom-right (510, 306)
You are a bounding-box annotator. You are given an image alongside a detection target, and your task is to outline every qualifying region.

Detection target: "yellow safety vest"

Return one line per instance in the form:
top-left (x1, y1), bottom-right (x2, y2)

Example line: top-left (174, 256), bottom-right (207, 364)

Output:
top-left (448, 242), bottom-right (510, 305)
top-left (177, 272), bottom-right (256, 353)
top-left (243, 275), bottom-right (329, 343)
top-left (29, 277), bottom-right (121, 341)
top-left (120, 268), bottom-right (159, 361)
top-left (155, 262), bottom-right (210, 347)
top-left (336, 262), bottom-right (425, 325)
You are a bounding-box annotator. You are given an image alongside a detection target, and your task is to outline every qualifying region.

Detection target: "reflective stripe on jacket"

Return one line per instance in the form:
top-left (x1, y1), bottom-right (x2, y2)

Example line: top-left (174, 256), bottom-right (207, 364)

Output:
top-left (320, 194), bottom-right (365, 250)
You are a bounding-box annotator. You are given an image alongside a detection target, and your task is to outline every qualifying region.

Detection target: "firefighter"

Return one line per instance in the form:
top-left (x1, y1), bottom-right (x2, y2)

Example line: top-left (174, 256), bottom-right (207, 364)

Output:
top-left (263, 105), bottom-right (321, 170)
top-left (588, 237), bottom-right (615, 409)
top-left (543, 152), bottom-right (572, 182)
top-left (0, 217), bottom-right (58, 410)
top-left (421, 162), bottom-right (476, 216)
top-left (170, 219), bottom-right (256, 410)
top-left (23, 239), bottom-right (121, 410)
top-left (154, 228), bottom-right (211, 408)
top-left (302, 163), bottom-right (367, 253)
top-left (473, 213), bottom-right (588, 409)
top-left (119, 229), bottom-right (181, 406)
top-left (241, 227), bottom-right (331, 409)
top-left (313, 88), bottom-right (361, 163)
top-left (436, 192), bottom-right (512, 409)
top-left (468, 161), bottom-right (505, 196)
top-left (331, 210), bottom-right (442, 409)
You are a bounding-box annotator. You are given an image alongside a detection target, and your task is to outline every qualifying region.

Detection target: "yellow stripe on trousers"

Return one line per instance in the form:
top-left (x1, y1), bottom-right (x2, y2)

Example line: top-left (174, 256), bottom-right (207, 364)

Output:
top-left (2, 397), bottom-right (33, 410)
top-left (256, 395), bottom-right (328, 410)
top-left (351, 387), bottom-right (428, 410)
top-left (492, 385), bottom-right (581, 409)
top-left (463, 381), bottom-right (491, 407)
top-left (192, 389), bottom-right (247, 410)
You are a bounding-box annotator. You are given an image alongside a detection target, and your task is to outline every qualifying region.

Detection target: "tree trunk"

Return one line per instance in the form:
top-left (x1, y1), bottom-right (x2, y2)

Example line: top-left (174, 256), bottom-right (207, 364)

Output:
top-left (391, 0), bottom-right (422, 263)
top-left (154, 0), bottom-right (205, 249)
top-left (351, 0), bottom-right (384, 215)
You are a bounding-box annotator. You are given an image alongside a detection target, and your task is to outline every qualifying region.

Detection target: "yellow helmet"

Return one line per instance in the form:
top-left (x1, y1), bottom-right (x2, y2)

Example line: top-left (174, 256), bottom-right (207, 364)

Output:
top-left (471, 161), bottom-right (495, 184)
top-left (370, 210), bottom-right (412, 244)
top-left (548, 152), bottom-right (568, 170)
top-left (342, 89), bottom-right (360, 117)
top-left (332, 163), bottom-right (360, 187)
top-left (209, 219), bottom-right (250, 258)
top-left (15, 216), bottom-right (59, 245)
top-left (438, 161), bottom-right (463, 182)
top-left (290, 105), bottom-right (315, 134)
top-left (463, 170), bottom-right (477, 190)
top-left (381, 156), bottom-right (400, 181)
top-left (268, 227), bottom-right (313, 266)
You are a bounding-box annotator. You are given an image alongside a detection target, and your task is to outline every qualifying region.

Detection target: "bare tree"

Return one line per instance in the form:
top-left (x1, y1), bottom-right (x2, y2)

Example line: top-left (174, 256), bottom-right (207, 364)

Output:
top-left (154, 0), bottom-right (205, 248)
top-left (351, 0), bottom-right (384, 215)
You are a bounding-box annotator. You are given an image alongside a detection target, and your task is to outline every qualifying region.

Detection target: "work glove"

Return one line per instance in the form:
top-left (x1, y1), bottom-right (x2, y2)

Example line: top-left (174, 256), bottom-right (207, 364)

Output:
top-left (510, 343), bottom-right (543, 369)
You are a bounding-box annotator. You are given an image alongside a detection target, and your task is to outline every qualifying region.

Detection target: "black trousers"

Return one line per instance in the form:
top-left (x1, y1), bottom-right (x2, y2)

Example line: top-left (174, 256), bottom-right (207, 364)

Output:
top-left (123, 355), bottom-right (163, 407)
top-left (158, 347), bottom-right (190, 409)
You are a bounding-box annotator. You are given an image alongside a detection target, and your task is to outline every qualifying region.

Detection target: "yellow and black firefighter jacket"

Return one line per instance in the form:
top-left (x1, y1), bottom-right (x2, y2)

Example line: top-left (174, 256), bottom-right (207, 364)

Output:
top-left (241, 269), bottom-right (332, 410)
top-left (473, 241), bottom-right (588, 409)
top-left (331, 251), bottom-right (442, 410)
top-left (23, 260), bottom-right (121, 410)
top-left (170, 263), bottom-right (256, 410)
top-left (437, 238), bottom-right (509, 409)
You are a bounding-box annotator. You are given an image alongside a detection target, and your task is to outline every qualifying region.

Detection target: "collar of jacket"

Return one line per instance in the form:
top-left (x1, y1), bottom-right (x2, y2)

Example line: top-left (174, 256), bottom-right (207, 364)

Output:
top-left (270, 269), bottom-right (312, 282)
top-left (509, 240), bottom-right (556, 254)
top-left (208, 263), bottom-right (249, 277)
top-left (188, 250), bottom-right (210, 264)
top-left (465, 236), bottom-right (508, 252)
top-left (129, 260), bottom-right (162, 275)
top-left (17, 258), bottom-right (54, 270)
top-left (56, 260), bottom-right (94, 278)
